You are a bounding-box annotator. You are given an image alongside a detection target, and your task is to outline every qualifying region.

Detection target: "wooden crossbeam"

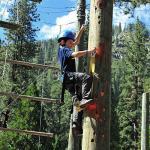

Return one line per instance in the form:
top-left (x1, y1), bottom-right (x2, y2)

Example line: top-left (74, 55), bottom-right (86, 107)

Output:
top-left (0, 127), bottom-right (53, 137)
top-left (0, 92), bottom-right (61, 104)
top-left (30, 0), bottom-right (42, 2)
top-left (0, 59), bottom-right (60, 70)
top-left (0, 21), bottom-right (20, 30)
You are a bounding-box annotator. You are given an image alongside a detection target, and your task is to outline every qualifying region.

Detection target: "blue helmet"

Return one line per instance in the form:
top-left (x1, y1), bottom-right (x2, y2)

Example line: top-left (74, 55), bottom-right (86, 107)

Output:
top-left (58, 30), bottom-right (75, 42)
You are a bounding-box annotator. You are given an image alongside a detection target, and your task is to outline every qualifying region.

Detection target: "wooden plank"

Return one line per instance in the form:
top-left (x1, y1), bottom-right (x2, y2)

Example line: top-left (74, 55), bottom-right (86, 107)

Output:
top-left (0, 59), bottom-right (60, 70)
top-left (30, 0), bottom-right (42, 2)
top-left (0, 21), bottom-right (20, 30)
top-left (0, 127), bottom-right (53, 137)
top-left (0, 92), bottom-right (61, 104)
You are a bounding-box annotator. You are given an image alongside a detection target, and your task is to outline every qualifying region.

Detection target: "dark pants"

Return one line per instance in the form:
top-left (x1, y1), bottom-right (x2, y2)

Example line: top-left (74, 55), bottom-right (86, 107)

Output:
top-left (64, 72), bottom-right (93, 126)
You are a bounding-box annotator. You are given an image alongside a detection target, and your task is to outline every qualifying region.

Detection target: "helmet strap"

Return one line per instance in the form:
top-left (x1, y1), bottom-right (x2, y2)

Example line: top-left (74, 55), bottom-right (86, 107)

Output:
top-left (59, 40), bottom-right (66, 46)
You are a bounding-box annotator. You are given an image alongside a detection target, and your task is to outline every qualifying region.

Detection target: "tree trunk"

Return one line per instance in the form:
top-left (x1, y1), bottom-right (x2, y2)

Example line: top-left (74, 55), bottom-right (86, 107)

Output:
top-left (82, 0), bottom-right (113, 150)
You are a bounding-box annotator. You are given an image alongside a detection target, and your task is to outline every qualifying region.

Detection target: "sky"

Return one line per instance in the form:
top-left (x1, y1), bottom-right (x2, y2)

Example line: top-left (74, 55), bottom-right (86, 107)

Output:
top-left (0, 0), bottom-right (149, 40)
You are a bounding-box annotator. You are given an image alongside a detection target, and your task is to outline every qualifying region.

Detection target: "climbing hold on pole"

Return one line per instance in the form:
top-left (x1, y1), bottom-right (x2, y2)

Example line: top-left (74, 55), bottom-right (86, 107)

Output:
top-left (86, 102), bottom-right (96, 111)
top-left (95, 42), bottom-right (105, 58)
top-left (97, 0), bottom-right (107, 9)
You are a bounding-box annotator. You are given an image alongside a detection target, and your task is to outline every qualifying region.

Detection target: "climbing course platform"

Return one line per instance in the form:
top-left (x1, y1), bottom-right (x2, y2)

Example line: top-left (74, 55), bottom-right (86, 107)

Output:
top-left (0, 21), bottom-right (20, 30)
top-left (30, 0), bottom-right (42, 2)
top-left (0, 59), bottom-right (60, 70)
top-left (0, 127), bottom-right (53, 137)
top-left (0, 92), bottom-right (61, 104)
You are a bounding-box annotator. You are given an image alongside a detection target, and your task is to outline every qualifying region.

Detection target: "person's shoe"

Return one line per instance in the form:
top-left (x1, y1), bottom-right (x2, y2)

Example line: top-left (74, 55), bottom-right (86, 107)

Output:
top-left (73, 100), bottom-right (80, 107)
top-left (72, 96), bottom-right (80, 107)
top-left (72, 123), bottom-right (83, 136)
top-left (79, 99), bottom-right (94, 108)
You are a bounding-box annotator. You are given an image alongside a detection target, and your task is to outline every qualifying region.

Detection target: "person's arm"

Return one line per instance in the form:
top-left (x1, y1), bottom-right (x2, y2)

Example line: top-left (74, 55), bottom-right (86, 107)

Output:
top-left (73, 25), bottom-right (86, 46)
top-left (72, 48), bottom-right (96, 58)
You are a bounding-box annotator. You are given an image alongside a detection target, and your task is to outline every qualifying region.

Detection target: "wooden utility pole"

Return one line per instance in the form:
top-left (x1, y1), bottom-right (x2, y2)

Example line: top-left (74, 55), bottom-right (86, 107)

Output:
top-left (68, 114), bottom-right (81, 150)
top-left (82, 0), bottom-right (113, 150)
top-left (75, 0), bottom-right (86, 72)
top-left (141, 92), bottom-right (149, 150)
top-left (68, 0), bottom-right (86, 150)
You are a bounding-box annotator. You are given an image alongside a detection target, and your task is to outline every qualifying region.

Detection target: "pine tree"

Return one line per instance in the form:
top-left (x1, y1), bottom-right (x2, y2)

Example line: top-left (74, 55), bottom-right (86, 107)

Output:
top-left (115, 0), bottom-right (149, 11)
top-left (116, 19), bottom-right (149, 149)
top-left (111, 24), bottom-right (128, 149)
top-left (36, 40), bottom-right (72, 149)
top-left (0, 0), bottom-right (40, 149)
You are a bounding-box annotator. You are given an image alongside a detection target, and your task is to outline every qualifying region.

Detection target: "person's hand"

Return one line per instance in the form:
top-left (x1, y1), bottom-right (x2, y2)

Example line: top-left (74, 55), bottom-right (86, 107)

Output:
top-left (73, 24), bottom-right (87, 46)
top-left (80, 24), bottom-right (86, 31)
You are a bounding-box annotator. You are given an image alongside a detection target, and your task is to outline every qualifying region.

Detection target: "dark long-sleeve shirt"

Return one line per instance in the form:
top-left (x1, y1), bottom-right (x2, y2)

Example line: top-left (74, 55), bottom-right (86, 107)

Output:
top-left (58, 46), bottom-right (76, 73)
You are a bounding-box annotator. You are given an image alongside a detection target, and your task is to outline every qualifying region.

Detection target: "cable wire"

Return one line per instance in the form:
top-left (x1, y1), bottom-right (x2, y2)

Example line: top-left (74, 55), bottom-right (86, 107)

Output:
top-left (38, 42), bottom-right (46, 149)
top-left (0, 0), bottom-right (9, 20)
top-left (0, 67), bottom-right (48, 114)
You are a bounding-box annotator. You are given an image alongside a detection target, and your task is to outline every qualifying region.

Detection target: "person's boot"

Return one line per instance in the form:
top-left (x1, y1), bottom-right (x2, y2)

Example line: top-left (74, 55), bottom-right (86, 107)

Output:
top-left (72, 122), bottom-right (83, 136)
top-left (79, 99), bottom-right (94, 108)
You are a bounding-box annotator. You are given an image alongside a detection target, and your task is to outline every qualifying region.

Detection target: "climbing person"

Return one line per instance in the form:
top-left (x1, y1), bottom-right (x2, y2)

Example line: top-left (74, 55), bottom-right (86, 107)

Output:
top-left (57, 25), bottom-right (96, 134)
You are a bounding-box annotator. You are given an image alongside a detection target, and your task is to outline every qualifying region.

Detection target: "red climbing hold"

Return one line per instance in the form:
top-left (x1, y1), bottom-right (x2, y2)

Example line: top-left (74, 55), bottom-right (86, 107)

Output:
top-left (86, 101), bottom-right (97, 111)
top-left (97, 0), bottom-right (107, 9)
top-left (96, 42), bottom-right (105, 58)
top-left (85, 101), bottom-right (99, 120)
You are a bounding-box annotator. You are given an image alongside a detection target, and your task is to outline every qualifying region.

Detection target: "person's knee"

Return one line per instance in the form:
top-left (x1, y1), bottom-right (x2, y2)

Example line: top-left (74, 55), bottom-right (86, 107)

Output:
top-left (86, 74), bottom-right (93, 84)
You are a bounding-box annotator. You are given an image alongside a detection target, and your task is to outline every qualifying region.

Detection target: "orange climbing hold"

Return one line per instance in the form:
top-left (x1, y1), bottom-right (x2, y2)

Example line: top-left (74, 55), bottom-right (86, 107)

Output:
top-left (85, 101), bottom-right (100, 120)
top-left (95, 42), bottom-right (105, 58)
top-left (99, 90), bottom-right (105, 97)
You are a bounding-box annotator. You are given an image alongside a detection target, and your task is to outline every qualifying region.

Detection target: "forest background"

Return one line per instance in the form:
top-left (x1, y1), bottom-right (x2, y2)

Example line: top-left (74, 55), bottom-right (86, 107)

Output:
top-left (0, 0), bottom-right (149, 149)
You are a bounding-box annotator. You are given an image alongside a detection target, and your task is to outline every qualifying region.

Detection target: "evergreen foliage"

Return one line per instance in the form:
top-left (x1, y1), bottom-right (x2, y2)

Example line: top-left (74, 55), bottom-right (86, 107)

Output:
top-left (115, 0), bottom-right (149, 12)
top-left (0, 0), bottom-right (149, 149)
top-left (111, 19), bottom-right (149, 149)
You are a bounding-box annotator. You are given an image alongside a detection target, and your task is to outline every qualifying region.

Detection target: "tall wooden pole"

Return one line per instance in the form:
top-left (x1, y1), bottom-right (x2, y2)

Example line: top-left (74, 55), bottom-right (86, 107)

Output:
top-left (141, 92), bottom-right (149, 150)
top-left (76, 0), bottom-right (86, 72)
top-left (67, 0), bottom-right (86, 150)
top-left (68, 115), bottom-right (74, 150)
top-left (82, 0), bottom-right (113, 150)
top-left (68, 114), bottom-right (81, 150)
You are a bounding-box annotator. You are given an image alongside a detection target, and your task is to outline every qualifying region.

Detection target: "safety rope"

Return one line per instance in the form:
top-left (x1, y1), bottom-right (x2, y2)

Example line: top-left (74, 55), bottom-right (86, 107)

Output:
top-left (38, 101), bottom-right (43, 149)
top-left (0, 0), bottom-right (19, 23)
top-left (38, 42), bottom-right (45, 149)
top-left (0, 0), bottom-right (9, 20)
top-left (1, 47), bottom-right (8, 82)
top-left (0, 68), bottom-right (48, 114)
top-left (14, 0), bottom-right (19, 23)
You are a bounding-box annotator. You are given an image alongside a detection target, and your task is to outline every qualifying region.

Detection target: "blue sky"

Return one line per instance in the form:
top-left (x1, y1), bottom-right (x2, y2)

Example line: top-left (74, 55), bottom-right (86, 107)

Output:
top-left (0, 0), bottom-right (149, 40)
